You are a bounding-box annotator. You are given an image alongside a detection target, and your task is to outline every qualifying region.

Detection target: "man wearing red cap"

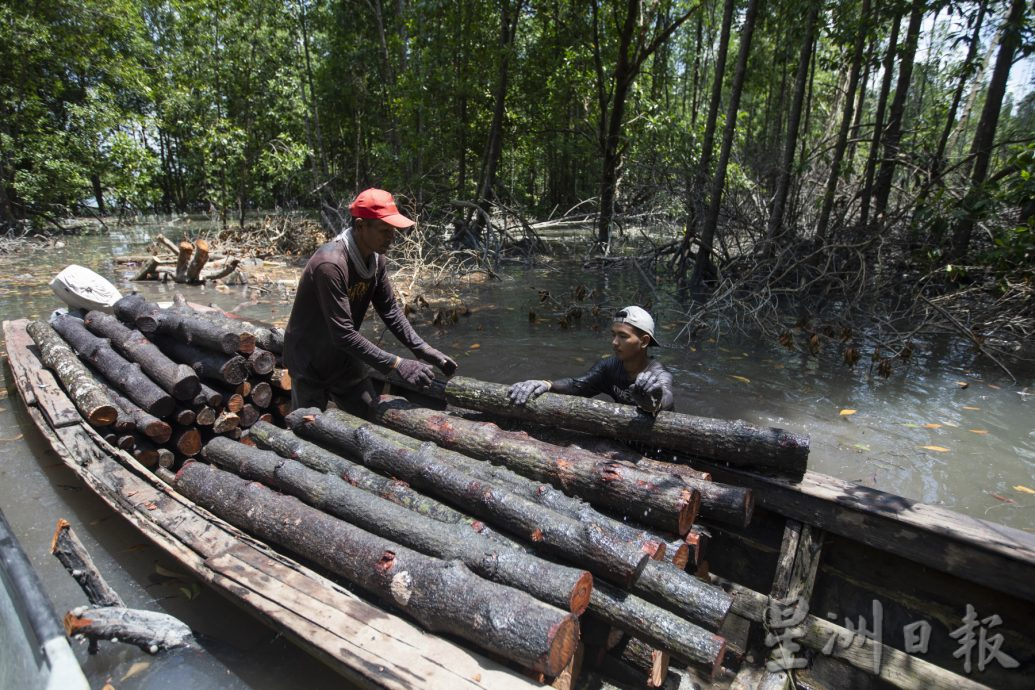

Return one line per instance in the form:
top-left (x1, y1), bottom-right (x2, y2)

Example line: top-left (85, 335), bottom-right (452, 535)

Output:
top-left (283, 188), bottom-right (457, 413)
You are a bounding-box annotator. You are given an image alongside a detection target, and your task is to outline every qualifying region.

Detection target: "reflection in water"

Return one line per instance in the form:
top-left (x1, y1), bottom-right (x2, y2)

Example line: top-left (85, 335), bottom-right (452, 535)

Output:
top-left (0, 222), bottom-right (1032, 687)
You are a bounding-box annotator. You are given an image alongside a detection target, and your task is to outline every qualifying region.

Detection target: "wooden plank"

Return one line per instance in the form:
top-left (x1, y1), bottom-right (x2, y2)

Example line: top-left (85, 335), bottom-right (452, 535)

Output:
top-left (695, 463), bottom-right (1035, 603)
top-left (207, 548), bottom-right (541, 690)
top-left (3, 319), bottom-right (80, 426)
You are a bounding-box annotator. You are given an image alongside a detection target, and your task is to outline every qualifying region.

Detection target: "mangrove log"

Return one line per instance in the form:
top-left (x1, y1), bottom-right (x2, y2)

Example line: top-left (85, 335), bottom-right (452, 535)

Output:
top-left (288, 409), bottom-right (651, 586)
top-left (151, 335), bottom-right (248, 385)
top-left (444, 377), bottom-right (808, 479)
top-left (84, 310), bottom-right (200, 401)
top-left (204, 437), bottom-right (593, 614)
top-left (184, 239), bottom-right (209, 282)
top-left (173, 242), bottom-right (193, 283)
top-left (26, 321), bottom-right (118, 426)
top-left (114, 294), bottom-right (239, 354)
top-left (64, 606), bottom-right (194, 654)
top-left (103, 384), bottom-right (171, 443)
top-left (172, 428), bottom-right (202, 457)
top-left (238, 403), bottom-right (260, 429)
top-left (51, 519), bottom-right (124, 607)
top-left (50, 315), bottom-right (174, 418)
top-left (170, 294), bottom-right (283, 353)
top-left (247, 348), bottom-right (276, 375)
top-left (612, 637), bottom-right (669, 688)
top-left (193, 383), bottom-right (223, 408)
top-left (212, 410), bottom-right (240, 433)
top-left (269, 368), bottom-right (291, 390)
top-left (249, 381), bottom-right (272, 408)
top-left (195, 406), bottom-right (216, 426)
top-left (175, 462), bottom-right (579, 675)
top-left (374, 398), bottom-right (701, 534)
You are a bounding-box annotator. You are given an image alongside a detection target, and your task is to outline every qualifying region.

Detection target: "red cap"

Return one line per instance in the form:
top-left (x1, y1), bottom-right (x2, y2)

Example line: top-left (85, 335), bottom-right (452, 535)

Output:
top-left (348, 188), bottom-right (415, 229)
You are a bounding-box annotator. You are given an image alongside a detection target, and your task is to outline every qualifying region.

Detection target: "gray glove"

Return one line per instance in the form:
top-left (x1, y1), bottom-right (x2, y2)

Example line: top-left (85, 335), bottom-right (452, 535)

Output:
top-left (631, 370), bottom-right (664, 415)
top-left (414, 344), bottom-right (457, 376)
top-left (396, 358), bottom-right (435, 388)
top-left (507, 380), bottom-right (551, 405)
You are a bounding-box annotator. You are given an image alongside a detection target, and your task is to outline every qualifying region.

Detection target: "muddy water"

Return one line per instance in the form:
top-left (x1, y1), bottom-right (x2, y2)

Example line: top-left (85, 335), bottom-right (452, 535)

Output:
top-left (0, 225), bottom-right (1032, 688)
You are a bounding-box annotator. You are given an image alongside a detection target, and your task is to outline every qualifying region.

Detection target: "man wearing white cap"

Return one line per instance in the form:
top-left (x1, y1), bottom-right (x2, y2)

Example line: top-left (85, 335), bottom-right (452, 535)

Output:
top-left (508, 305), bottom-right (674, 415)
top-left (284, 188), bottom-right (456, 414)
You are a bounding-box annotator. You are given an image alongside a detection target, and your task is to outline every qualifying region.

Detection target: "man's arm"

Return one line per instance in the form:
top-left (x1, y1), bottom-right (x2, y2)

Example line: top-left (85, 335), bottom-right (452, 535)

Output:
top-left (372, 259), bottom-right (457, 375)
top-left (550, 358), bottom-right (610, 397)
top-left (313, 261), bottom-right (400, 373)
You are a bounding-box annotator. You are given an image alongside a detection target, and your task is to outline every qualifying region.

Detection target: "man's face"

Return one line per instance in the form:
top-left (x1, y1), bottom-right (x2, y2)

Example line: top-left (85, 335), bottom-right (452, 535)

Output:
top-left (354, 217), bottom-right (398, 256)
top-left (611, 322), bottom-right (647, 361)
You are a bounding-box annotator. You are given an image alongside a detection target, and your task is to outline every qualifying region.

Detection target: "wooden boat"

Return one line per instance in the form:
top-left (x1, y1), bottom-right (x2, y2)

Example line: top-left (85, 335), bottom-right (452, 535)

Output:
top-left (0, 505), bottom-right (89, 690)
top-left (4, 316), bottom-right (1034, 689)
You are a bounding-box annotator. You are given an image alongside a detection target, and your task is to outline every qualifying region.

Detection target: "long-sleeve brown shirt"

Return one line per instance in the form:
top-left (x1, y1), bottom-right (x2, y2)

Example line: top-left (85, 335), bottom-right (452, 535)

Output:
top-left (283, 240), bottom-right (425, 386)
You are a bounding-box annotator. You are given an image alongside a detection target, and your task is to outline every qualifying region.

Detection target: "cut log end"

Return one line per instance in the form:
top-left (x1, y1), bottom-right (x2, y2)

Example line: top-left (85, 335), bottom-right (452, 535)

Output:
top-left (669, 543), bottom-right (690, 570)
top-left (542, 614), bottom-right (580, 678)
top-left (569, 571), bottom-right (593, 616)
top-left (677, 489), bottom-right (701, 536)
top-left (88, 406), bottom-right (119, 427)
top-left (50, 519), bottom-right (71, 554)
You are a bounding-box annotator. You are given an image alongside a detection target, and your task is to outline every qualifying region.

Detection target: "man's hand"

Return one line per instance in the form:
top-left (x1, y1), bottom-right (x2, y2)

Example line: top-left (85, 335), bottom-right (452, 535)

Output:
top-left (414, 344), bottom-right (458, 376)
top-left (395, 358), bottom-right (435, 388)
top-left (631, 370), bottom-right (664, 415)
top-left (507, 380), bottom-right (551, 405)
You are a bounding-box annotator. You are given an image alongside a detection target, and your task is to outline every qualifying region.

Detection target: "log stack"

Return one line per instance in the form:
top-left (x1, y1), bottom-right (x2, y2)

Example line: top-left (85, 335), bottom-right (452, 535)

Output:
top-left (31, 298), bottom-right (818, 685)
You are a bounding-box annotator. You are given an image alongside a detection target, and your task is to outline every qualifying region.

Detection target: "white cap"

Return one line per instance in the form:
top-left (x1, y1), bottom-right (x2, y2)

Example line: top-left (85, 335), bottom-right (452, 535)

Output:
top-left (614, 306), bottom-right (658, 346)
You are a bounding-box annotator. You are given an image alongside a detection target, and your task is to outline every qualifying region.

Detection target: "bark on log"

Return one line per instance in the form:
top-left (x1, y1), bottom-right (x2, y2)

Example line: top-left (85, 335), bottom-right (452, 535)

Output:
top-left (203, 437), bottom-right (593, 614)
top-left (50, 519), bottom-right (124, 607)
top-left (635, 456), bottom-right (711, 482)
top-left (175, 462), bottom-right (579, 675)
top-left (64, 606), bottom-right (194, 654)
top-left (184, 238), bottom-right (209, 283)
top-left (357, 409), bottom-right (668, 559)
top-left (114, 294), bottom-right (240, 354)
top-left (247, 348), bottom-right (276, 375)
top-left (612, 637), bottom-right (669, 688)
top-left (193, 383), bottom-right (223, 408)
top-left (249, 421), bottom-right (528, 548)
top-left (249, 381), bottom-right (272, 408)
top-left (50, 315), bottom-right (174, 418)
top-left (174, 241), bottom-right (193, 283)
top-left (84, 310), bottom-right (200, 401)
top-left (26, 321), bottom-right (118, 426)
top-left (373, 398), bottom-right (702, 534)
top-left (100, 379), bottom-right (172, 443)
top-left (169, 296), bottom-right (283, 353)
top-left (444, 377), bottom-right (809, 479)
top-left (287, 409), bottom-right (651, 586)
top-left (590, 581), bottom-right (725, 674)
top-left (151, 335), bottom-right (248, 386)
top-left (633, 558), bottom-right (732, 630)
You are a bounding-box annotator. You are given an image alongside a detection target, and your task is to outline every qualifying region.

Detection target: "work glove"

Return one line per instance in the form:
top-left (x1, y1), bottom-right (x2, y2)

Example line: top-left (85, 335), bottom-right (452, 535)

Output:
top-left (395, 358), bottom-right (435, 388)
top-left (414, 344), bottom-right (458, 377)
top-left (507, 380), bottom-right (551, 405)
top-left (631, 370), bottom-right (664, 415)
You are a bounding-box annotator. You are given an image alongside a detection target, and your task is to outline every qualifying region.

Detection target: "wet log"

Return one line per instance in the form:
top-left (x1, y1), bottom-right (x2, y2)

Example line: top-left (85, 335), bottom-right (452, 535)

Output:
top-left (249, 381), bottom-right (272, 408)
top-left (634, 558), bottom-right (732, 630)
top-left (636, 456), bottom-right (711, 482)
top-left (443, 377), bottom-right (809, 479)
top-left (612, 637), bottom-right (669, 688)
top-left (172, 427), bottom-right (202, 457)
top-left (195, 406), bottom-right (216, 426)
top-left (590, 581), bottom-right (725, 674)
top-left (203, 437), bottom-right (593, 614)
top-left (64, 606), bottom-right (194, 654)
top-left (50, 315), bottom-right (174, 418)
top-left (175, 462), bottom-right (579, 675)
top-left (51, 519), bottom-right (124, 607)
top-left (212, 410), bottom-right (240, 433)
top-left (287, 409), bottom-right (652, 586)
top-left (101, 381), bottom-right (172, 443)
top-left (238, 403), bottom-right (260, 428)
top-left (151, 335), bottom-right (248, 386)
top-left (248, 421), bottom-right (517, 546)
top-left (184, 239), bottom-right (209, 283)
top-left (84, 310), bottom-right (200, 401)
top-left (247, 348), bottom-right (276, 375)
top-left (26, 321), bottom-right (118, 426)
top-left (373, 398), bottom-right (701, 534)
top-left (174, 241), bottom-right (193, 283)
top-left (114, 294), bottom-right (240, 354)
top-left (269, 368), bottom-right (291, 390)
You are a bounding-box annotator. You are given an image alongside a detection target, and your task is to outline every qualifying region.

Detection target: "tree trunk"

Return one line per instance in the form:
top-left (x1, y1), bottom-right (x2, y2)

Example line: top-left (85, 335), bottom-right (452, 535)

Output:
top-left (174, 242), bottom-right (193, 283)
top-left (442, 377), bottom-right (808, 478)
top-left (692, 0), bottom-right (761, 289)
top-left (949, 0), bottom-right (1027, 260)
top-left (151, 335), bottom-right (249, 386)
top-left (175, 461), bottom-right (579, 675)
top-left (872, 0), bottom-right (925, 226)
top-left (114, 294), bottom-right (242, 355)
top-left (203, 437), bottom-right (593, 615)
top-left (858, 8), bottom-right (900, 230)
top-left (816, 0), bottom-right (870, 242)
top-left (373, 398), bottom-right (705, 533)
top-left (286, 409), bottom-right (652, 586)
top-left (83, 310), bottom-right (200, 401)
top-left (184, 239), bottom-right (210, 283)
top-left (51, 315), bottom-right (174, 418)
top-left (764, 0), bottom-right (821, 244)
top-left (26, 321), bottom-right (117, 427)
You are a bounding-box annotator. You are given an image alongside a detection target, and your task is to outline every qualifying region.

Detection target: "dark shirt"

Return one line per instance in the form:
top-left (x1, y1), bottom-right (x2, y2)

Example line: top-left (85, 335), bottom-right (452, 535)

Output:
top-left (283, 239), bottom-right (425, 386)
top-left (551, 356), bottom-right (675, 411)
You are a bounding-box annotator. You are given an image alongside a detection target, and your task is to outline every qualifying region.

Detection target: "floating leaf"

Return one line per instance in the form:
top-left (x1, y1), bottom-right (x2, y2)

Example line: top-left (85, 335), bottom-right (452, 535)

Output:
top-left (921, 423), bottom-right (942, 429)
top-left (962, 405), bottom-right (981, 411)
top-left (1014, 485), bottom-right (1035, 495)
top-left (987, 383), bottom-right (1000, 390)
top-left (956, 381), bottom-right (969, 389)
top-left (730, 375), bottom-right (751, 384)
top-left (122, 660), bottom-right (152, 681)
top-left (852, 443), bottom-right (870, 451)
top-left (839, 409), bottom-right (857, 416)
top-left (968, 429), bottom-right (989, 435)
top-left (990, 493), bottom-right (1015, 504)
top-left (920, 445), bottom-right (950, 452)
top-left (902, 422), bottom-right (919, 428)
top-left (942, 421), bottom-right (959, 428)
top-left (469, 343), bottom-right (480, 350)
